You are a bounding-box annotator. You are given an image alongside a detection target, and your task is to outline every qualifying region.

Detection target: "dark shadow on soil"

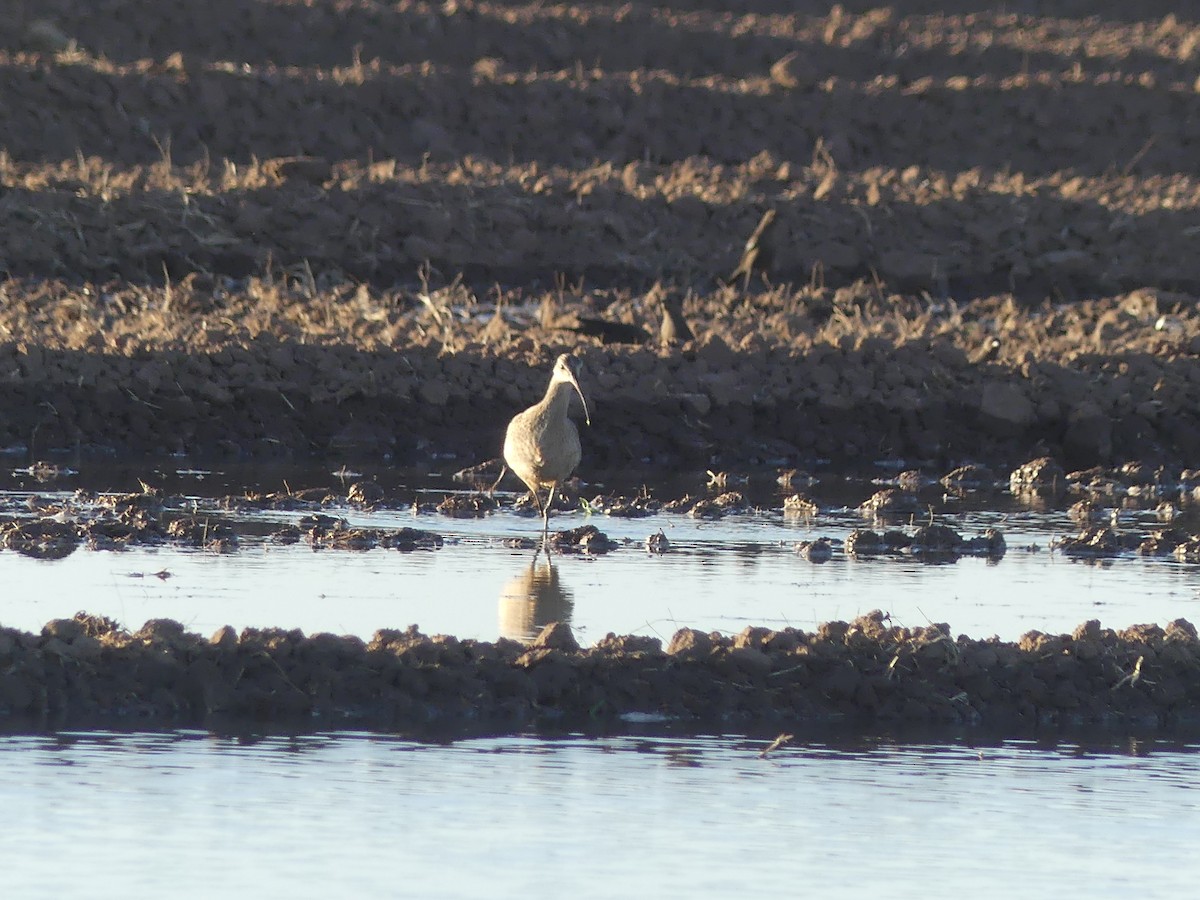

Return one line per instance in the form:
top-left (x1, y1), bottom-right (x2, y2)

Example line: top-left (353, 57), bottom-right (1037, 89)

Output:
top-left (3, 1), bottom-right (1195, 82)
top-left (2, 176), bottom-right (1199, 299)
top-left (0, 57), bottom-right (1197, 176)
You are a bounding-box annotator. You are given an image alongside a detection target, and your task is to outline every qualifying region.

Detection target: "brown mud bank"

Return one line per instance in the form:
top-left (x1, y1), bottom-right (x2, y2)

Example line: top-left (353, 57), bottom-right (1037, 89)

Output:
top-left (3, 611), bottom-right (1198, 733)
top-left (4, 281), bottom-right (1200, 473)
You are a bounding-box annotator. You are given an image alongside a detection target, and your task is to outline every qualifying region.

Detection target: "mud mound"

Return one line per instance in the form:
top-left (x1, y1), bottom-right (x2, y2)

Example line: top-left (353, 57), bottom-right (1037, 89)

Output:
top-left (2, 611), bottom-right (1197, 731)
top-left (3, 281), bottom-right (1200, 471)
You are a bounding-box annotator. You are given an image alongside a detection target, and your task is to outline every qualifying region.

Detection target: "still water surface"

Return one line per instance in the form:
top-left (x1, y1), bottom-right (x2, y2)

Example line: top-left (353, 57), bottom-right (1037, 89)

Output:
top-left (3, 518), bottom-right (1199, 644)
top-left (1, 460), bottom-right (1199, 643)
top-left (1, 728), bottom-right (1198, 898)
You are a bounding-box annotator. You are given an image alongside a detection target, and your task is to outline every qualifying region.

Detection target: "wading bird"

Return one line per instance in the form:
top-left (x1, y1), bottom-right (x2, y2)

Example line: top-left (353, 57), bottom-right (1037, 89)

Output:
top-left (502, 354), bottom-right (591, 548)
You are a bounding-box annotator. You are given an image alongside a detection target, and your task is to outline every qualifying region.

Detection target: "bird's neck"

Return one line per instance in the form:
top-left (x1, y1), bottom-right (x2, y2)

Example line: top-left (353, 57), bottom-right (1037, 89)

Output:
top-left (542, 380), bottom-right (575, 415)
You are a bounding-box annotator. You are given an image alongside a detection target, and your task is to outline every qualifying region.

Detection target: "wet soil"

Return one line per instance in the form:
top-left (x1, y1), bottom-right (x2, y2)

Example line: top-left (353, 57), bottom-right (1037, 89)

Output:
top-left (5, 459), bottom-right (1200, 562)
top-left (1, 2), bottom-right (1200, 474)
top-left (2, 610), bottom-right (1197, 730)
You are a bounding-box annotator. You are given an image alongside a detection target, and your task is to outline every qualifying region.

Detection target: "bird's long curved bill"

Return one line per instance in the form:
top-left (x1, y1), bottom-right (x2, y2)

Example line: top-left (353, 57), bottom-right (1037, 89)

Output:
top-left (567, 371), bottom-right (591, 426)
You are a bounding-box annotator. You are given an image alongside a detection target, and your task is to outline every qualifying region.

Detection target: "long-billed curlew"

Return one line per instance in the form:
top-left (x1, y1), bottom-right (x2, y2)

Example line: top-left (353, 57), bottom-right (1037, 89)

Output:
top-left (502, 353), bottom-right (591, 547)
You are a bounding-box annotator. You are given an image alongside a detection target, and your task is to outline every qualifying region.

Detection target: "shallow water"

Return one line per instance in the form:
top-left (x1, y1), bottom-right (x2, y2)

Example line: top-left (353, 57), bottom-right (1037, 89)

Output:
top-left (2, 460), bottom-right (1200, 643)
top-left (1, 727), bottom-right (1198, 898)
top-left (4, 463), bottom-right (1199, 893)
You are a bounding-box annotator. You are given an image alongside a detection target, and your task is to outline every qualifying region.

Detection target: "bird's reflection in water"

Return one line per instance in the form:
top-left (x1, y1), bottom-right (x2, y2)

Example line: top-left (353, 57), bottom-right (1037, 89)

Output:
top-left (498, 558), bottom-right (575, 641)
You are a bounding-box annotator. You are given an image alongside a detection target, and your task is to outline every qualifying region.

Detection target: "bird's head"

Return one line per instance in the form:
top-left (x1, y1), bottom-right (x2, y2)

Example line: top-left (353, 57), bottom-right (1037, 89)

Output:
top-left (552, 354), bottom-right (591, 426)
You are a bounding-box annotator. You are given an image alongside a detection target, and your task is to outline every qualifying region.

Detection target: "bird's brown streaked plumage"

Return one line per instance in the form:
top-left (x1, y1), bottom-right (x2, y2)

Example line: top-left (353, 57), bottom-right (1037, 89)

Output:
top-left (659, 292), bottom-right (694, 346)
top-left (729, 208), bottom-right (778, 289)
top-left (502, 354), bottom-right (591, 547)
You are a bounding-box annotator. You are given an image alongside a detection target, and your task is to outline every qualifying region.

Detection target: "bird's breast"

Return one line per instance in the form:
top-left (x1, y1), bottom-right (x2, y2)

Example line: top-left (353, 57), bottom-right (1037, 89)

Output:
top-left (503, 409), bottom-right (581, 486)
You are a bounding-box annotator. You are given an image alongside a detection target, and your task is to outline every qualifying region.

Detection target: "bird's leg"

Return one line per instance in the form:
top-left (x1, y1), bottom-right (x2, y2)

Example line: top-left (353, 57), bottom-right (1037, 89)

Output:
top-left (524, 487), bottom-right (549, 550)
top-left (488, 464), bottom-right (508, 496)
top-left (543, 485), bottom-right (557, 550)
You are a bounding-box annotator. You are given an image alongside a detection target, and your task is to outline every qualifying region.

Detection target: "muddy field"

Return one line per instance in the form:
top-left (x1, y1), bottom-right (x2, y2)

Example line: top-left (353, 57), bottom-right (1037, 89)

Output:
top-left (0, 1), bottom-right (1198, 474)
